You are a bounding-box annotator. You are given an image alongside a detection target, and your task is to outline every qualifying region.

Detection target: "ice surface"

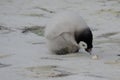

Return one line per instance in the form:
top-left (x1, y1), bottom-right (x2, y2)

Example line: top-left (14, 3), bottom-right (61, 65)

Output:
top-left (0, 0), bottom-right (120, 80)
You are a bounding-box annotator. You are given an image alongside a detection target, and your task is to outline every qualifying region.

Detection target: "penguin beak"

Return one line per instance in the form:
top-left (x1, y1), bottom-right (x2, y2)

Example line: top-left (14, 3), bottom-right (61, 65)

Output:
top-left (86, 48), bottom-right (92, 55)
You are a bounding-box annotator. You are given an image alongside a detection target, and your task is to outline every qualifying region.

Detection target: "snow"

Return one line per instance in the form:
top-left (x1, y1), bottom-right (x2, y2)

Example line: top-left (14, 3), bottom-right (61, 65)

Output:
top-left (0, 0), bottom-right (120, 80)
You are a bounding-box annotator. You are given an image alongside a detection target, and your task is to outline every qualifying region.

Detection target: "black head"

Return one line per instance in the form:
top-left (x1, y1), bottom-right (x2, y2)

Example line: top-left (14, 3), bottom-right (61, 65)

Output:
top-left (74, 27), bottom-right (93, 53)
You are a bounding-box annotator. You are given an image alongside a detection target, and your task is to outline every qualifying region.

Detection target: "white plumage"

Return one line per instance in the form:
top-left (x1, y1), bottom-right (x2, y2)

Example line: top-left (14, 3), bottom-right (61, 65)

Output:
top-left (45, 11), bottom-right (92, 54)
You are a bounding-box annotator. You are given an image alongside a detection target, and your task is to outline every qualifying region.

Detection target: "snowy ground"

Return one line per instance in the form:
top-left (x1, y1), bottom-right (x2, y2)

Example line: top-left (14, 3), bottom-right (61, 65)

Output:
top-left (0, 0), bottom-right (120, 80)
